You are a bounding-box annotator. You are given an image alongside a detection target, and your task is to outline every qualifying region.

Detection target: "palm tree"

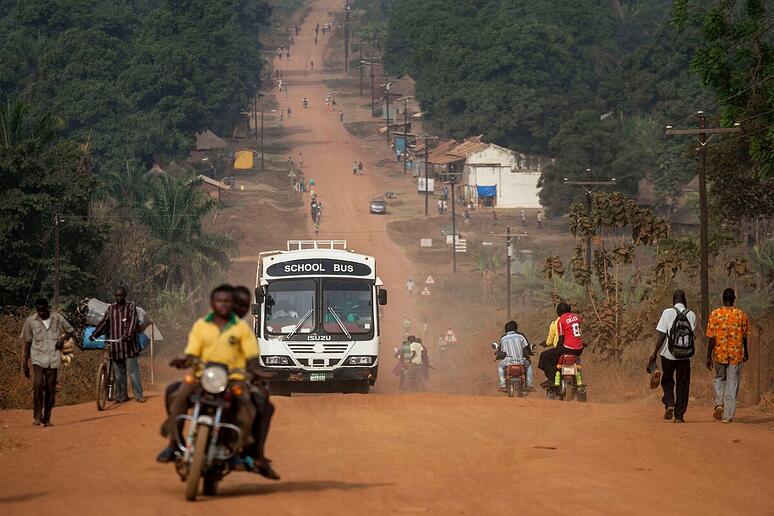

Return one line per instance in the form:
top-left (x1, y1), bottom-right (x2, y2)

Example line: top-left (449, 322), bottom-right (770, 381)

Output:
top-left (139, 174), bottom-right (234, 290)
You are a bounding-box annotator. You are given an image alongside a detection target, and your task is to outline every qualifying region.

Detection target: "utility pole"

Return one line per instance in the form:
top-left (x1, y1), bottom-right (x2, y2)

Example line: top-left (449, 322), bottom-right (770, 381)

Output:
top-left (360, 58), bottom-right (383, 116)
top-left (253, 94), bottom-right (258, 141)
top-left (371, 63), bottom-right (375, 116)
top-left (563, 170), bottom-right (617, 268)
top-left (506, 225), bottom-right (512, 319)
top-left (359, 43), bottom-right (363, 96)
top-left (53, 213), bottom-right (62, 307)
top-left (666, 112), bottom-right (741, 325)
top-left (344, 0), bottom-right (351, 71)
top-left (402, 96), bottom-right (413, 175)
top-left (450, 177), bottom-right (457, 273)
top-left (385, 76), bottom-right (391, 143)
top-left (422, 135), bottom-right (439, 216)
top-left (259, 94), bottom-right (264, 172)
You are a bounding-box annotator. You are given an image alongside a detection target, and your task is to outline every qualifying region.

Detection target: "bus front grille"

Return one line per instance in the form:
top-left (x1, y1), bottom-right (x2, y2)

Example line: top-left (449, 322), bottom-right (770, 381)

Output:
top-left (288, 343), bottom-right (350, 354)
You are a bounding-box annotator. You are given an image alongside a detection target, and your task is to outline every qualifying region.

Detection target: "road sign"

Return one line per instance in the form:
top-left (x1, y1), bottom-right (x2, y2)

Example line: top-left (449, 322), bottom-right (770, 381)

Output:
top-left (421, 287), bottom-right (431, 296)
top-left (420, 238), bottom-right (433, 247)
top-left (455, 238), bottom-right (467, 253)
top-left (425, 275), bottom-right (434, 284)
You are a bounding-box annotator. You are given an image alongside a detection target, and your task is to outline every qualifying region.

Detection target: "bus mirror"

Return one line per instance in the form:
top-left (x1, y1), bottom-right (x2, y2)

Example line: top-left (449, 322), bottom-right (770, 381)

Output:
top-left (251, 303), bottom-right (260, 317)
top-left (254, 287), bottom-right (265, 304)
top-left (378, 289), bottom-right (388, 306)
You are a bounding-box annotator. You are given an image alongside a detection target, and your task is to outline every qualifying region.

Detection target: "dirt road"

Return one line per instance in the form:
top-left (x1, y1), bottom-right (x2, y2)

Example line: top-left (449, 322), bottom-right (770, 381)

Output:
top-left (1, 1), bottom-right (773, 514)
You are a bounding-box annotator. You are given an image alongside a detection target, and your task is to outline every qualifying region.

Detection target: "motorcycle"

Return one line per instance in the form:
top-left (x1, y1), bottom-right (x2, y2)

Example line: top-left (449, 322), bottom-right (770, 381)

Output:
top-left (547, 353), bottom-right (587, 402)
top-left (174, 362), bottom-right (251, 501)
top-left (492, 342), bottom-right (529, 398)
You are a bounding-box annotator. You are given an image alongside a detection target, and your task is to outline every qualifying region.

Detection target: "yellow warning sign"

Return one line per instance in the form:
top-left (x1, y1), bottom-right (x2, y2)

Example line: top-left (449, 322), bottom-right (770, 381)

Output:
top-left (234, 150), bottom-right (254, 170)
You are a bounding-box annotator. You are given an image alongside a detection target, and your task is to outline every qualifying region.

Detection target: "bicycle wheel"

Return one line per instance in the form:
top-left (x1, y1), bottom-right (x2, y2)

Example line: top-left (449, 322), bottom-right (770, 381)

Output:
top-left (96, 363), bottom-right (108, 411)
top-left (107, 364), bottom-right (116, 401)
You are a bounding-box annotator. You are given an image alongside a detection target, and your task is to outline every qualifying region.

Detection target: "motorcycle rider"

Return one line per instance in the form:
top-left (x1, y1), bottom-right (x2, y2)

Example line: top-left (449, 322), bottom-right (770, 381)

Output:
top-left (496, 321), bottom-right (533, 392)
top-left (157, 285), bottom-right (260, 471)
top-left (233, 286), bottom-right (280, 480)
top-left (538, 303), bottom-right (585, 389)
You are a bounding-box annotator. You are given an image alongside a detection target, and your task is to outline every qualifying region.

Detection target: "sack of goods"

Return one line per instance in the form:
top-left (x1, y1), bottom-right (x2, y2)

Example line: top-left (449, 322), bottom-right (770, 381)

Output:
top-left (82, 298), bottom-right (153, 330)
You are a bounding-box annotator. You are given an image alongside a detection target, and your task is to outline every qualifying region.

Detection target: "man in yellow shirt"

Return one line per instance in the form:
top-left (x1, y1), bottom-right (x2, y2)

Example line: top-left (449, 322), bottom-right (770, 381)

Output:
top-left (158, 285), bottom-right (260, 466)
top-left (544, 316), bottom-right (560, 348)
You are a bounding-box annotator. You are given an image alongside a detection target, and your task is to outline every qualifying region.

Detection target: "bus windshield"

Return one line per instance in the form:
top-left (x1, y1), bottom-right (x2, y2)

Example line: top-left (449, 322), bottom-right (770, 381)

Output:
top-left (265, 279), bottom-right (316, 334)
top-left (322, 279), bottom-right (373, 335)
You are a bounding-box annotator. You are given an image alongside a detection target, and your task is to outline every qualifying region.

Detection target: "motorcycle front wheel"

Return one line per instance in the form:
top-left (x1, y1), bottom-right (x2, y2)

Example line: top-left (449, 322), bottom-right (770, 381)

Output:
top-left (185, 425), bottom-right (210, 502)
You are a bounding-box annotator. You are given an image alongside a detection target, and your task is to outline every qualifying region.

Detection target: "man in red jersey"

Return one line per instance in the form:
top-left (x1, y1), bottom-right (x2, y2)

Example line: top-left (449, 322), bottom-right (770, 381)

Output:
top-left (538, 303), bottom-right (585, 387)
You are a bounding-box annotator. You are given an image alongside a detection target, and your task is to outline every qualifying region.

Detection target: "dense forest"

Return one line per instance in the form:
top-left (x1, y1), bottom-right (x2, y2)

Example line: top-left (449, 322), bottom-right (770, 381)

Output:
top-left (0, 0), bottom-right (272, 308)
top-left (383, 0), bottom-right (773, 219)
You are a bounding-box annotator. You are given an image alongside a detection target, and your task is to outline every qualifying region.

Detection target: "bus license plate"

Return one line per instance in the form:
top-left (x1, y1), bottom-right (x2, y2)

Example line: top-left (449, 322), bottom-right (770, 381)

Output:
top-left (310, 373), bottom-right (326, 382)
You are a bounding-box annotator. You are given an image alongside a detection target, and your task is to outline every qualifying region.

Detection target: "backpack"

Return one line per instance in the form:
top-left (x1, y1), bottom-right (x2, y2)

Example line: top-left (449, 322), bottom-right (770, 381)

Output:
top-left (667, 308), bottom-right (695, 359)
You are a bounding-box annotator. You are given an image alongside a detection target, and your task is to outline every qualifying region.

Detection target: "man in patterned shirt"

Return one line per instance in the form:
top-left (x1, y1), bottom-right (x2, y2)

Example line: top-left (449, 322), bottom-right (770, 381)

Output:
top-left (92, 286), bottom-right (145, 402)
top-left (706, 288), bottom-right (749, 423)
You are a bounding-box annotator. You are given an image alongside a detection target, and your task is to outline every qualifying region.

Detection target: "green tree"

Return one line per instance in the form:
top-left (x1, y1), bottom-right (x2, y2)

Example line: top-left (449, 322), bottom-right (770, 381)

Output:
top-left (0, 99), bottom-right (105, 305)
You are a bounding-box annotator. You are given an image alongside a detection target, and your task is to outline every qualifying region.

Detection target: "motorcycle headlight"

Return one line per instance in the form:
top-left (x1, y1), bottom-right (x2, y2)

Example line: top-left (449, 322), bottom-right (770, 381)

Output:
top-left (264, 355), bottom-right (291, 366)
top-left (201, 366), bottom-right (228, 394)
top-left (346, 356), bottom-right (374, 365)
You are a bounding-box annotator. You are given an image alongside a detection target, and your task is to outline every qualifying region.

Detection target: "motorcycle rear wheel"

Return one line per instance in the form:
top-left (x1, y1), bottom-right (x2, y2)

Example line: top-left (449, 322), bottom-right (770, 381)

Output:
top-left (203, 477), bottom-right (218, 496)
top-left (185, 425), bottom-right (210, 501)
top-left (558, 379), bottom-right (568, 401)
top-left (507, 382), bottom-right (516, 398)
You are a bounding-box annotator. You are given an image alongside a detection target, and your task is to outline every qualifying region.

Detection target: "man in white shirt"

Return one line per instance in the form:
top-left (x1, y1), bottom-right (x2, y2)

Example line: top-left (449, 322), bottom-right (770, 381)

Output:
top-left (649, 290), bottom-right (696, 423)
top-left (406, 278), bottom-right (415, 296)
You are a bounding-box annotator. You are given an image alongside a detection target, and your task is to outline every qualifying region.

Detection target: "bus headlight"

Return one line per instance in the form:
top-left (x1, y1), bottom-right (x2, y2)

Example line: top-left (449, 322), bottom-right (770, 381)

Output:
top-left (201, 366), bottom-right (228, 394)
top-left (264, 356), bottom-right (291, 366)
top-left (346, 356), bottom-right (374, 365)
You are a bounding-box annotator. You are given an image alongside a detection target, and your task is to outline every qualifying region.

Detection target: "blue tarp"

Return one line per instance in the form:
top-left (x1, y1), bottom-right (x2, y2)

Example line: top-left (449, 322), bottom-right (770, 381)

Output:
top-left (395, 136), bottom-right (406, 153)
top-left (82, 326), bottom-right (149, 352)
top-left (477, 185), bottom-right (497, 197)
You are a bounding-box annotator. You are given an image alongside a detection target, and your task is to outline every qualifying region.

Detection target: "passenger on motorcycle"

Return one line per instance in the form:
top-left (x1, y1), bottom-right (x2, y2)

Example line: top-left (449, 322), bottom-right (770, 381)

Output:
top-left (496, 321), bottom-right (533, 392)
top-left (538, 303), bottom-right (584, 388)
top-left (157, 285), bottom-right (261, 472)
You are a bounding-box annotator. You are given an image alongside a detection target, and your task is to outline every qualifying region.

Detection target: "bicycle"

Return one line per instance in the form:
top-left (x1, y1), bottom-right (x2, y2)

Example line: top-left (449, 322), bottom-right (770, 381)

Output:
top-left (95, 338), bottom-right (122, 411)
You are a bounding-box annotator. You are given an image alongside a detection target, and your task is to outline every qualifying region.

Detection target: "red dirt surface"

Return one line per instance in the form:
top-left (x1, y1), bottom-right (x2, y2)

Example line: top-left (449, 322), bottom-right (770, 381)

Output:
top-left (1, 1), bottom-right (773, 514)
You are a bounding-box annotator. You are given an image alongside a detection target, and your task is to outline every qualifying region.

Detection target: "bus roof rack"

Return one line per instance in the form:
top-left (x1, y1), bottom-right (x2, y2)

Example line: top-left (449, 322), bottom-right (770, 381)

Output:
top-left (287, 240), bottom-right (348, 251)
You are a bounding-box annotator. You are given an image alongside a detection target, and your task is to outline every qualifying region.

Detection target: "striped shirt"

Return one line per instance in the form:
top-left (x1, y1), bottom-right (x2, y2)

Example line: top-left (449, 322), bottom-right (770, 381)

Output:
top-left (500, 331), bottom-right (529, 363)
top-left (94, 302), bottom-right (139, 359)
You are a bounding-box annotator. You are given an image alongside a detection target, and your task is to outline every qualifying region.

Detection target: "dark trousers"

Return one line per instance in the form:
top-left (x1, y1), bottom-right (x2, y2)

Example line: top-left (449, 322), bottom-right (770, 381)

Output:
top-left (33, 365), bottom-right (58, 423)
top-left (243, 383), bottom-right (274, 462)
top-left (661, 356), bottom-right (691, 418)
top-left (538, 345), bottom-right (583, 381)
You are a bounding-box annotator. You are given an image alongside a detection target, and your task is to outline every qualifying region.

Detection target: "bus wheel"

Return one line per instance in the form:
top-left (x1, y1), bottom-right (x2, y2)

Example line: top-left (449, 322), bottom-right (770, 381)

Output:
top-left (342, 380), bottom-right (370, 394)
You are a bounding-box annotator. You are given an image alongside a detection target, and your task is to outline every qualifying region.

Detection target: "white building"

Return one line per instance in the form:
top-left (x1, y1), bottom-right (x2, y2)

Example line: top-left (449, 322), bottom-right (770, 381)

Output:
top-left (463, 144), bottom-right (549, 209)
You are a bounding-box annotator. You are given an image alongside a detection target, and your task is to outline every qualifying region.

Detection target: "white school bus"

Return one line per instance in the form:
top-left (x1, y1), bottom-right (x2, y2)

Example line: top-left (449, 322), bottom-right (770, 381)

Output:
top-left (253, 240), bottom-right (387, 395)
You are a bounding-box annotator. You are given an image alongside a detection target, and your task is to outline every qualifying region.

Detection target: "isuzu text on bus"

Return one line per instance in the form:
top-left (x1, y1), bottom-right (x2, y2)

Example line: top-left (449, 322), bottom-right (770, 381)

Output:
top-left (253, 240), bottom-right (387, 394)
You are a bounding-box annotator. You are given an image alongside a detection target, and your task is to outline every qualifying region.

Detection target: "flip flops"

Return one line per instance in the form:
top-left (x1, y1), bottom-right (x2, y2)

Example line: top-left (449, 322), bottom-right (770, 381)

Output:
top-left (650, 369), bottom-right (662, 390)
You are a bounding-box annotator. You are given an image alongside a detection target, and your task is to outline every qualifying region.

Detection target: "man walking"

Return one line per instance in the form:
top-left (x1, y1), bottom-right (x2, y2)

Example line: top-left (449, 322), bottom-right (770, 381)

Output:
top-left (649, 290), bottom-right (696, 423)
top-left (406, 278), bottom-right (415, 296)
top-left (92, 286), bottom-right (145, 402)
top-left (21, 298), bottom-right (74, 426)
top-left (706, 288), bottom-right (749, 423)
